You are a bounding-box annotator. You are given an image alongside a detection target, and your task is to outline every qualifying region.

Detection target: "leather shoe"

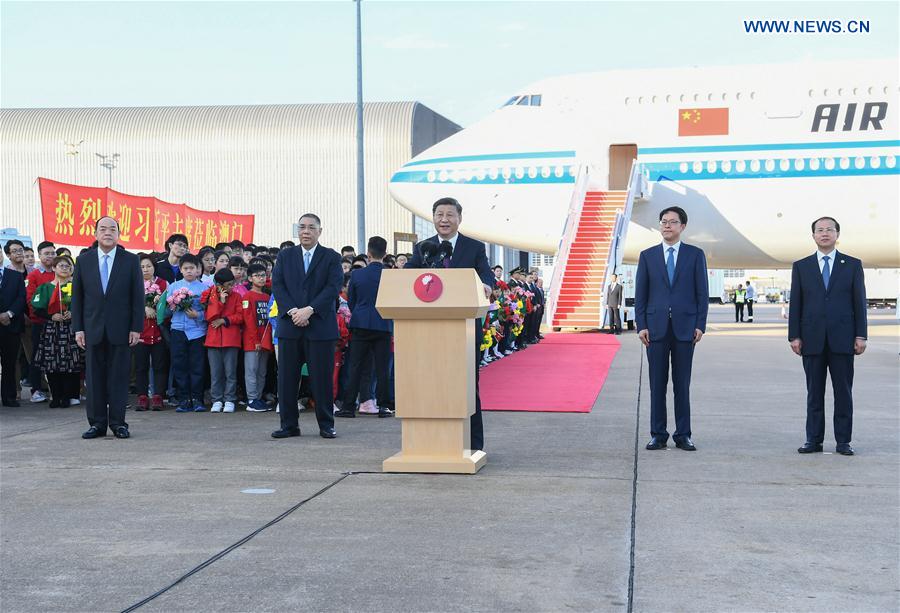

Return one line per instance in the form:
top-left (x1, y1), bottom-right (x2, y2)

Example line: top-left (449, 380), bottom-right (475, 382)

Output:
top-left (836, 443), bottom-right (855, 456)
top-left (319, 427), bottom-right (337, 439)
top-left (2, 399), bottom-right (20, 407)
top-left (82, 426), bottom-right (105, 439)
top-left (674, 437), bottom-right (696, 451)
top-left (113, 426), bottom-right (130, 439)
top-left (797, 442), bottom-right (823, 453)
top-left (378, 407), bottom-right (394, 418)
top-left (334, 408), bottom-right (356, 418)
top-left (271, 427), bottom-right (301, 439)
top-left (645, 436), bottom-right (667, 450)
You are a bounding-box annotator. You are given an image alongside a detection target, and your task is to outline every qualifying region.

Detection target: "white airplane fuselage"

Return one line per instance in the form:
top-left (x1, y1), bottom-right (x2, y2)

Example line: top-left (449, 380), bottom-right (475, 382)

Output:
top-left (389, 60), bottom-right (899, 268)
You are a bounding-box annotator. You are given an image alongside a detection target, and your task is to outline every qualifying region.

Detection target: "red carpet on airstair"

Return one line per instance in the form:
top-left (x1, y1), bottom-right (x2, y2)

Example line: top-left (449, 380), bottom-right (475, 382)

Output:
top-left (480, 333), bottom-right (620, 412)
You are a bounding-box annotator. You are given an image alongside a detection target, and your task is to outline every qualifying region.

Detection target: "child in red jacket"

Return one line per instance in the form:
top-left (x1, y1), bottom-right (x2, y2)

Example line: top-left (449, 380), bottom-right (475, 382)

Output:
top-left (241, 263), bottom-right (273, 412)
top-left (202, 269), bottom-right (243, 413)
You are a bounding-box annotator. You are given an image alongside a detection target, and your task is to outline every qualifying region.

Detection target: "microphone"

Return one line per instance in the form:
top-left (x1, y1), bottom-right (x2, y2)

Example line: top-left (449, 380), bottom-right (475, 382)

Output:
top-left (418, 241), bottom-right (438, 268)
top-left (438, 240), bottom-right (453, 267)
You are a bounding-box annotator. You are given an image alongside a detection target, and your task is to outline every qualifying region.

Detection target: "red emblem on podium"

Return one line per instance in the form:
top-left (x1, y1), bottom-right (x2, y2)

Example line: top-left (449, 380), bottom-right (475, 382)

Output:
top-left (413, 273), bottom-right (443, 302)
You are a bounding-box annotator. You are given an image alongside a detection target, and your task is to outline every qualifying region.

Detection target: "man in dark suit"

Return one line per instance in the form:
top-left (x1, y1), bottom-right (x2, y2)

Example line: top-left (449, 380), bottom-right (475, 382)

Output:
top-left (789, 216), bottom-right (867, 456)
top-left (527, 268), bottom-right (544, 343)
top-left (407, 197), bottom-right (496, 451)
top-left (0, 248), bottom-right (27, 407)
top-left (72, 216), bottom-right (144, 439)
top-left (335, 236), bottom-right (394, 419)
top-left (270, 213), bottom-right (344, 439)
top-left (635, 206), bottom-right (709, 452)
top-left (604, 272), bottom-right (623, 335)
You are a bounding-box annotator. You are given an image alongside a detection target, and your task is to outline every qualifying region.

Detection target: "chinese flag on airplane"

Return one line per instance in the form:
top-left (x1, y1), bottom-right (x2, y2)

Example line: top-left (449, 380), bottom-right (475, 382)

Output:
top-left (678, 108), bottom-right (729, 136)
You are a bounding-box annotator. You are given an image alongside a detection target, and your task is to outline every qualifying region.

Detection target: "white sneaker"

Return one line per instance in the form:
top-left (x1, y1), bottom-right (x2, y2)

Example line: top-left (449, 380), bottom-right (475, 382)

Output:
top-left (275, 403), bottom-right (280, 413)
top-left (69, 399), bottom-right (80, 406)
top-left (359, 399), bottom-right (378, 414)
top-left (211, 401), bottom-right (223, 413)
top-left (30, 390), bottom-right (48, 403)
top-left (223, 402), bottom-right (235, 413)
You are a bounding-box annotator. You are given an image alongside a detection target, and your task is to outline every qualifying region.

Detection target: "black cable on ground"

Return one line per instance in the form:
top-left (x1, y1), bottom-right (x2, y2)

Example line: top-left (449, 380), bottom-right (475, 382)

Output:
top-left (120, 471), bottom-right (378, 613)
top-left (626, 347), bottom-right (644, 613)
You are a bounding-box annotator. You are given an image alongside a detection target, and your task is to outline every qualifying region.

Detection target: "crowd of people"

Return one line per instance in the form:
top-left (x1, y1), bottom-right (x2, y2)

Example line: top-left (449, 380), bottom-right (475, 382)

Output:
top-left (0, 228), bottom-right (544, 426)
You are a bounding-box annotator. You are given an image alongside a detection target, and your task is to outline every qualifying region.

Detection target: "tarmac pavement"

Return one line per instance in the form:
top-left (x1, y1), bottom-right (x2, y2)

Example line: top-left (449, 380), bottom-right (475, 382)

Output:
top-left (1, 305), bottom-right (897, 612)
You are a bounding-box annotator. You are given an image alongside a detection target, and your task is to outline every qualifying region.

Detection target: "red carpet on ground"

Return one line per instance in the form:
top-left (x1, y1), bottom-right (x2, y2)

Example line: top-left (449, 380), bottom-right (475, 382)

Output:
top-left (480, 333), bottom-right (620, 412)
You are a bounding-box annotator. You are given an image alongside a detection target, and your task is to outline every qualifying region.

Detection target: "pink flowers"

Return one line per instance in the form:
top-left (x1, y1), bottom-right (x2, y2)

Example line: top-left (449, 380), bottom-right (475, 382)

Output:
top-left (144, 281), bottom-right (162, 308)
top-left (166, 287), bottom-right (195, 312)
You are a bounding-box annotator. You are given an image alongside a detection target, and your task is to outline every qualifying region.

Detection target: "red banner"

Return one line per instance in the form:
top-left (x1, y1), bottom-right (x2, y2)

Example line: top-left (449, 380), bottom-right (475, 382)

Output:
top-left (38, 178), bottom-right (254, 251)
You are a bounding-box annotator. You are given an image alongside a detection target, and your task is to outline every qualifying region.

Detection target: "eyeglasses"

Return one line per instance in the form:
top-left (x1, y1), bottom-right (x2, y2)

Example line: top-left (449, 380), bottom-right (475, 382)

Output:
top-left (172, 242), bottom-right (189, 249)
top-left (659, 219), bottom-right (682, 227)
top-left (814, 227), bottom-right (837, 234)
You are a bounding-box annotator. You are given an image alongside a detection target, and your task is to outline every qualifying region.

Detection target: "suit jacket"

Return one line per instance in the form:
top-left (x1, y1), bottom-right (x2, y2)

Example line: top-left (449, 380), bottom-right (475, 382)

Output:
top-left (154, 257), bottom-right (183, 284)
top-left (635, 243), bottom-right (709, 342)
top-left (529, 282), bottom-right (544, 307)
top-left (271, 244), bottom-right (343, 341)
top-left (0, 268), bottom-right (26, 334)
top-left (407, 233), bottom-right (496, 289)
top-left (71, 246), bottom-right (144, 345)
top-left (605, 282), bottom-right (623, 309)
top-left (347, 262), bottom-right (392, 333)
top-left (788, 252), bottom-right (867, 355)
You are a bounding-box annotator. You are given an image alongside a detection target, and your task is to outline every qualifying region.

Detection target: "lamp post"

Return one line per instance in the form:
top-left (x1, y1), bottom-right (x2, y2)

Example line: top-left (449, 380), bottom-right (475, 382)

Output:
top-left (95, 152), bottom-right (120, 188)
top-left (355, 0), bottom-right (365, 255)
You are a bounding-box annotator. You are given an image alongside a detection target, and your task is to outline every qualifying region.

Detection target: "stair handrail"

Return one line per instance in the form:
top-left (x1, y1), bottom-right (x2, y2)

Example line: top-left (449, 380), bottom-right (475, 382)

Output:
top-left (601, 160), bottom-right (643, 325)
top-left (547, 163), bottom-right (590, 326)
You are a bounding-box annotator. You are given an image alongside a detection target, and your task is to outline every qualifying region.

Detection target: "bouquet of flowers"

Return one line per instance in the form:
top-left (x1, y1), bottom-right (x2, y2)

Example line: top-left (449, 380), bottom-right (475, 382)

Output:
top-left (166, 287), bottom-right (195, 312)
top-left (144, 280), bottom-right (162, 308)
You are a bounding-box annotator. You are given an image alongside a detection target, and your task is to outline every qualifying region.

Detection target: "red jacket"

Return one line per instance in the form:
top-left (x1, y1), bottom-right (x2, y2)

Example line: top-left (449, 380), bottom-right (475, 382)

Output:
top-left (26, 268), bottom-right (55, 324)
top-left (241, 290), bottom-right (273, 351)
top-left (140, 277), bottom-right (167, 345)
top-left (202, 286), bottom-right (243, 348)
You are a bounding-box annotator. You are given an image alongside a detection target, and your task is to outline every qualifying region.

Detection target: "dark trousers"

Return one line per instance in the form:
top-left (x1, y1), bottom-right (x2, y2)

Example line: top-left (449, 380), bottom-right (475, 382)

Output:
top-left (47, 372), bottom-right (80, 403)
top-left (471, 318), bottom-right (485, 451)
top-left (746, 299), bottom-right (754, 319)
top-left (0, 328), bottom-right (20, 402)
top-left (29, 322), bottom-right (46, 392)
top-left (85, 338), bottom-right (131, 432)
top-left (607, 306), bottom-right (622, 333)
top-left (277, 335), bottom-right (335, 432)
top-left (646, 320), bottom-right (694, 440)
top-left (802, 340), bottom-right (854, 444)
top-left (735, 302), bottom-right (745, 322)
top-left (134, 342), bottom-right (168, 396)
top-left (170, 330), bottom-right (205, 403)
top-left (342, 329), bottom-right (392, 409)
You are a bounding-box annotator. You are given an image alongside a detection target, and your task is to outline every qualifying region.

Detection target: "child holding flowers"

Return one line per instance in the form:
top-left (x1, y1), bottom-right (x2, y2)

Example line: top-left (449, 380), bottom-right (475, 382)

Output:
top-left (30, 255), bottom-right (84, 408)
top-left (135, 254), bottom-right (168, 411)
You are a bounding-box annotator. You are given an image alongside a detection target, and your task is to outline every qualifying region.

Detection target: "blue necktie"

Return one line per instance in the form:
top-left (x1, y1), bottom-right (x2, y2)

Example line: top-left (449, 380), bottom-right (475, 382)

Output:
top-left (822, 255), bottom-right (831, 289)
top-left (304, 251), bottom-right (311, 273)
top-left (100, 254), bottom-right (110, 294)
top-left (666, 247), bottom-right (675, 285)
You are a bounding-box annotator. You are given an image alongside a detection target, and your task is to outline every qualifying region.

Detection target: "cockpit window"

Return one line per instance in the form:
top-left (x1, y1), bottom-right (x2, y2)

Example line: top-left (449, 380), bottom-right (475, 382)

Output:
top-left (503, 94), bottom-right (542, 107)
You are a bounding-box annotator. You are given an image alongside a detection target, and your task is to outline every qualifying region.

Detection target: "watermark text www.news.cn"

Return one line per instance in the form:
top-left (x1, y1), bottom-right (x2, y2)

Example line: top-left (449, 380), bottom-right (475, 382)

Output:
top-left (743, 19), bottom-right (870, 34)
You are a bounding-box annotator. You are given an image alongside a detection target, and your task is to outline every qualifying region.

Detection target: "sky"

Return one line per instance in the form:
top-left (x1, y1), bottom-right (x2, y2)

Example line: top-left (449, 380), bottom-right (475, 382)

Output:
top-left (2, 1), bottom-right (897, 127)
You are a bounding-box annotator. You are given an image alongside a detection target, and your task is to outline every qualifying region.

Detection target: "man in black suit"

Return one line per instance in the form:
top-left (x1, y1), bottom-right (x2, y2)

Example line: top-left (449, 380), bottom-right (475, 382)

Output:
top-left (270, 213), bottom-right (344, 439)
top-left (72, 216), bottom-right (144, 439)
top-left (335, 236), bottom-right (394, 419)
top-left (0, 248), bottom-right (27, 406)
top-left (789, 216), bottom-right (867, 456)
top-left (635, 206), bottom-right (709, 452)
top-left (407, 197), bottom-right (496, 451)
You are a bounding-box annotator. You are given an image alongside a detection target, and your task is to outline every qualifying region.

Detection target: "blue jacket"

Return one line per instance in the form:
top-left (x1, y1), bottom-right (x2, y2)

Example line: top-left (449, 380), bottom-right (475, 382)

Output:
top-left (271, 244), bottom-right (343, 341)
top-left (634, 243), bottom-right (709, 342)
top-left (347, 262), bottom-right (392, 333)
top-left (788, 252), bottom-right (867, 355)
top-left (166, 279), bottom-right (210, 341)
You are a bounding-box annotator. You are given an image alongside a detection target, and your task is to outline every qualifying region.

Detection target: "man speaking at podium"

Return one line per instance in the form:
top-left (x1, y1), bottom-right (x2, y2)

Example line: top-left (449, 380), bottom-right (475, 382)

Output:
top-left (407, 197), bottom-right (496, 451)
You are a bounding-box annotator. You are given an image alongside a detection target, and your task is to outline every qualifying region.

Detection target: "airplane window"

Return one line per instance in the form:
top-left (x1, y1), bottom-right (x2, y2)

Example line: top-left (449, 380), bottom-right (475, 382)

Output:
top-left (854, 157), bottom-right (865, 169)
top-left (794, 159), bottom-right (805, 171)
top-left (530, 95), bottom-right (542, 106)
top-left (870, 156), bottom-right (881, 169)
top-left (517, 96), bottom-right (529, 106)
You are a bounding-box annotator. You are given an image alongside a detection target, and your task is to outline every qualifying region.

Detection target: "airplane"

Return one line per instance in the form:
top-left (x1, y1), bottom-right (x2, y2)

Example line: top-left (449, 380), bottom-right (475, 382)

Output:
top-left (388, 59), bottom-right (899, 270)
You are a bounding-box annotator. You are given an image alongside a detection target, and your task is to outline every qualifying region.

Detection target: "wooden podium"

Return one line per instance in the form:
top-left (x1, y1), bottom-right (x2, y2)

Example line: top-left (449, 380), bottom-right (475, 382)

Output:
top-left (376, 269), bottom-right (489, 474)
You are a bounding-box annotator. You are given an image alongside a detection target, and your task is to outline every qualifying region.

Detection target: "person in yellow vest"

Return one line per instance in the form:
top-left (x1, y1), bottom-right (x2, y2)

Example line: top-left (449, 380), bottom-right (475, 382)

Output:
top-left (734, 283), bottom-right (746, 323)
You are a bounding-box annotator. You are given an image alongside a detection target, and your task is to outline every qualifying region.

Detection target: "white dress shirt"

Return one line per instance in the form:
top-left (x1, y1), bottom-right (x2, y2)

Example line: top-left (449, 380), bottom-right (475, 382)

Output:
top-left (98, 245), bottom-right (117, 276)
top-left (662, 240), bottom-right (681, 268)
top-left (816, 249), bottom-right (837, 273)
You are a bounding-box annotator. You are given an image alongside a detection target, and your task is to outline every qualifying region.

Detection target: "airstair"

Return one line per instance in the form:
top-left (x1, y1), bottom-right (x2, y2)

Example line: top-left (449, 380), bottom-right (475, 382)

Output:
top-left (547, 162), bottom-right (646, 329)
